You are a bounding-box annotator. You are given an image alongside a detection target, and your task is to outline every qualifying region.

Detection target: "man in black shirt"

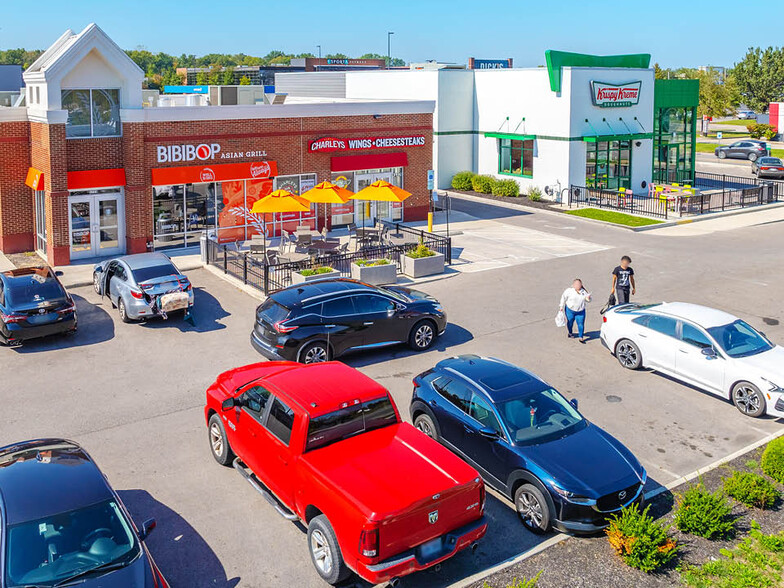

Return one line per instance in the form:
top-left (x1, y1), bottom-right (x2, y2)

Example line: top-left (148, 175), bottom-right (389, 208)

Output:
top-left (611, 255), bottom-right (636, 305)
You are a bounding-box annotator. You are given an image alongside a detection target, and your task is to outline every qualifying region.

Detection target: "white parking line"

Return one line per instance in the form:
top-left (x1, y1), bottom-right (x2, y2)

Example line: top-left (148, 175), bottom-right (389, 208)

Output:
top-left (449, 427), bottom-right (784, 588)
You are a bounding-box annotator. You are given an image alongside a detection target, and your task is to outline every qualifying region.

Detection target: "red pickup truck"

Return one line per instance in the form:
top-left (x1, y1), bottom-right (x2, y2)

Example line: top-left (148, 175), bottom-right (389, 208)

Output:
top-left (204, 361), bottom-right (487, 585)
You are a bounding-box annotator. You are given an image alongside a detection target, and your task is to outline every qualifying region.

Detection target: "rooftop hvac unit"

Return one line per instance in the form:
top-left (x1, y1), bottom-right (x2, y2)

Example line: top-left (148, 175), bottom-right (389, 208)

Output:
top-left (263, 93), bottom-right (288, 105)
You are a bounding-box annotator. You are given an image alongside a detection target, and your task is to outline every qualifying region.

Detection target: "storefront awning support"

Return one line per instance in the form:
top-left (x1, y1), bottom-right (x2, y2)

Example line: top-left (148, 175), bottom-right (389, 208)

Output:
top-left (495, 116), bottom-right (510, 132)
top-left (633, 116), bottom-right (646, 132)
top-left (618, 117), bottom-right (634, 134)
top-left (602, 117), bottom-right (617, 134)
top-left (585, 119), bottom-right (601, 137)
top-left (512, 117), bottom-right (526, 134)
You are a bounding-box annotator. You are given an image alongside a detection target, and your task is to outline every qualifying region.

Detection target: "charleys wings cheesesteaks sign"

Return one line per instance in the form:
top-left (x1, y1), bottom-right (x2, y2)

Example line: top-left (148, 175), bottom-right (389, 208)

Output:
top-left (309, 135), bottom-right (426, 153)
top-left (590, 81), bottom-right (641, 108)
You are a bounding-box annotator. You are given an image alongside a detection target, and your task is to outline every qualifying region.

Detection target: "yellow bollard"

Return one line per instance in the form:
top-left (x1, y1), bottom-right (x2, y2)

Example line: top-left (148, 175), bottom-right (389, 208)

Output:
top-left (427, 211), bottom-right (433, 232)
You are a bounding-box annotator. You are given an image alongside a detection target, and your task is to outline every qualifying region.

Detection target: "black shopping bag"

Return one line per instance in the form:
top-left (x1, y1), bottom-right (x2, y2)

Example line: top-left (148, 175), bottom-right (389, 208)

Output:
top-left (600, 293), bottom-right (616, 314)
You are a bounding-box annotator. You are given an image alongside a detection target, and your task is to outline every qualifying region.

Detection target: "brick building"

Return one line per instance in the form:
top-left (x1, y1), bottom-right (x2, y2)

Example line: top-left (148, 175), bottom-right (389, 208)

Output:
top-left (0, 24), bottom-right (433, 266)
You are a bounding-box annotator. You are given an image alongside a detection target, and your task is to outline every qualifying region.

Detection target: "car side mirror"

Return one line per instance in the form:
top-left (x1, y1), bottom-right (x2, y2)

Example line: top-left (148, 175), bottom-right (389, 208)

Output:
top-left (701, 347), bottom-right (717, 359)
top-left (569, 398), bottom-right (579, 410)
top-left (55, 270), bottom-right (64, 277)
top-left (478, 427), bottom-right (499, 440)
top-left (221, 397), bottom-right (236, 411)
top-left (139, 518), bottom-right (157, 541)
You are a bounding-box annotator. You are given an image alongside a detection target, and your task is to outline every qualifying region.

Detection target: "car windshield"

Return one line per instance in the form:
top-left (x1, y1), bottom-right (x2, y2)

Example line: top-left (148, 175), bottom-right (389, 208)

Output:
top-left (4, 499), bottom-right (139, 587)
top-left (4, 269), bottom-right (64, 307)
top-left (132, 263), bottom-right (179, 283)
top-left (305, 395), bottom-right (398, 451)
top-left (760, 157), bottom-right (782, 165)
top-left (707, 320), bottom-right (774, 358)
top-left (498, 388), bottom-right (586, 445)
top-left (258, 299), bottom-right (289, 324)
top-left (376, 286), bottom-right (410, 303)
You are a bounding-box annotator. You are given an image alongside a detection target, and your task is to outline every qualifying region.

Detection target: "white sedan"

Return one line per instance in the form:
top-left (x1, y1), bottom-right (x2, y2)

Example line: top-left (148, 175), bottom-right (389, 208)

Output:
top-left (600, 302), bottom-right (784, 419)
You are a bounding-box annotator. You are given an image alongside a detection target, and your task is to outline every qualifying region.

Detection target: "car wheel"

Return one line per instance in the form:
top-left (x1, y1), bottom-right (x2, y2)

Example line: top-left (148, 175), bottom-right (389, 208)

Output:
top-left (615, 339), bottom-right (642, 370)
top-left (414, 413), bottom-right (439, 441)
top-left (515, 484), bottom-right (550, 534)
top-left (208, 413), bottom-right (235, 466)
top-left (92, 272), bottom-right (102, 295)
top-left (749, 152), bottom-right (758, 162)
top-left (118, 299), bottom-right (133, 324)
top-left (717, 151), bottom-right (727, 159)
top-left (409, 320), bottom-right (436, 351)
top-left (307, 515), bottom-right (351, 585)
top-left (731, 382), bottom-right (766, 418)
top-left (300, 341), bottom-right (330, 364)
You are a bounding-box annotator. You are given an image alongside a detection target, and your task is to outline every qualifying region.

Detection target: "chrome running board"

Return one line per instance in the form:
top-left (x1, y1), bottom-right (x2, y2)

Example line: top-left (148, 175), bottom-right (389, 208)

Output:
top-left (232, 457), bottom-right (298, 521)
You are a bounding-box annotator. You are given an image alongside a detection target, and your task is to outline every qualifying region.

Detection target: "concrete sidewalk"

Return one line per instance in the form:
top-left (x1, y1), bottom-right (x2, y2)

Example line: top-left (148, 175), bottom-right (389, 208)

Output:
top-left (55, 252), bottom-right (204, 289)
top-left (0, 251), bottom-right (14, 272)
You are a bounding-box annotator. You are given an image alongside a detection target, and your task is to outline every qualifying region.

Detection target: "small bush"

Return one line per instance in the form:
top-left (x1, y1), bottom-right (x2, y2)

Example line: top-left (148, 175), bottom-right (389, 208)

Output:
top-left (527, 186), bottom-right (543, 202)
top-left (723, 471), bottom-right (780, 509)
top-left (298, 266), bottom-right (334, 277)
top-left (451, 170), bottom-right (475, 191)
top-left (606, 503), bottom-right (677, 573)
top-left (471, 174), bottom-right (496, 194)
top-left (492, 178), bottom-right (520, 197)
top-left (748, 122), bottom-right (777, 140)
top-left (761, 437), bottom-right (784, 484)
top-left (407, 244), bottom-right (436, 259)
top-left (674, 484), bottom-right (735, 539)
top-left (354, 258), bottom-right (390, 267)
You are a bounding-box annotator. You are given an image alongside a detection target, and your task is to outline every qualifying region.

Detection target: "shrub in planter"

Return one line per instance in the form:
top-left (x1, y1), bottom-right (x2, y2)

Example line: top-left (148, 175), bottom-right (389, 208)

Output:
top-left (527, 186), bottom-right (543, 202)
top-left (471, 174), bottom-right (496, 194)
top-left (350, 258), bottom-right (397, 285)
top-left (761, 437), bottom-right (784, 484)
top-left (299, 266), bottom-right (334, 277)
top-left (451, 171), bottom-right (475, 191)
top-left (407, 244), bottom-right (436, 258)
top-left (402, 244), bottom-right (444, 278)
top-left (606, 503), bottom-right (677, 573)
top-left (292, 266), bottom-right (339, 283)
top-left (492, 178), bottom-right (520, 197)
top-left (723, 471), bottom-right (780, 509)
top-left (674, 484), bottom-right (735, 539)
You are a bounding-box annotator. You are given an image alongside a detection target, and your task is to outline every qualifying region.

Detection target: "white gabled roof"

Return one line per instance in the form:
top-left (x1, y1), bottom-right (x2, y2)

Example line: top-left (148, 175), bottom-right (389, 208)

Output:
top-left (23, 23), bottom-right (143, 80)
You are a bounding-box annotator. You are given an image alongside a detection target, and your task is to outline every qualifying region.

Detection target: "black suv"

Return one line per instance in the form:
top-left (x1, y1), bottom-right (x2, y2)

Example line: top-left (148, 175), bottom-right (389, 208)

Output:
top-left (250, 278), bottom-right (447, 363)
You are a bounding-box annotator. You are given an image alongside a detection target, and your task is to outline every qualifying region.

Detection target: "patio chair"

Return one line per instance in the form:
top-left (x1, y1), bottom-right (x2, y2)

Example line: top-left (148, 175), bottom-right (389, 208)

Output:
top-left (298, 233), bottom-right (312, 247)
top-left (264, 250), bottom-right (278, 265)
top-left (249, 235), bottom-right (266, 256)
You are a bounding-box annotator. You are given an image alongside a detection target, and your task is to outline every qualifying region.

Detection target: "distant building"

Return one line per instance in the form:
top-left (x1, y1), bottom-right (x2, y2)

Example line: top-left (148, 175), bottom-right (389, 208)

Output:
top-left (698, 65), bottom-right (726, 82)
top-left (0, 65), bottom-right (24, 107)
top-left (409, 61), bottom-right (466, 70)
top-left (290, 57), bottom-right (386, 71)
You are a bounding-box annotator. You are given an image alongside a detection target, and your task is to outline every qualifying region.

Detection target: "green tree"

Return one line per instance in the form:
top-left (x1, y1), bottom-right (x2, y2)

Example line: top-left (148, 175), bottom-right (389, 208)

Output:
top-left (360, 52), bottom-right (405, 67)
top-left (195, 71), bottom-right (209, 85)
top-left (325, 53), bottom-right (348, 59)
top-left (161, 68), bottom-right (182, 87)
top-left (697, 69), bottom-right (739, 119)
top-left (239, 75), bottom-right (252, 85)
top-left (221, 67), bottom-right (235, 85)
top-left (207, 65), bottom-right (221, 85)
top-left (731, 47), bottom-right (784, 112)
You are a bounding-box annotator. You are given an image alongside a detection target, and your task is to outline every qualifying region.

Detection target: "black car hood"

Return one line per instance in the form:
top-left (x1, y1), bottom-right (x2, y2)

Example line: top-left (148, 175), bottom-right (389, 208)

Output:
top-left (523, 424), bottom-right (642, 498)
top-left (66, 555), bottom-right (155, 588)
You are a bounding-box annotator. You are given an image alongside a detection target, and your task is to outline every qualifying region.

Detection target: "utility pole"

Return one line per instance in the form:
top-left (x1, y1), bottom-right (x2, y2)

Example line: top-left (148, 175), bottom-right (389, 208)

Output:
top-left (317, 45), bottom-right (321, 59)
top-left (387, 32), bottom-right (394, 69)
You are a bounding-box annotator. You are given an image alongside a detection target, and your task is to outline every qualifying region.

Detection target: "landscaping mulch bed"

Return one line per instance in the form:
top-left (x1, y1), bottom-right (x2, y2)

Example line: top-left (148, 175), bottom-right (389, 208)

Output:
top-left (6, 251), bottom-right (46, 269)
top-left (448, 190), bottom-right (561, 212)
top-left (471, 444), bottom-right (784, 588)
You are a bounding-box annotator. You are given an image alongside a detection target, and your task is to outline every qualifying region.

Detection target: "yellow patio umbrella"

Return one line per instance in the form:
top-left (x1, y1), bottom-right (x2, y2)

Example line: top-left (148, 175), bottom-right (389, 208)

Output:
top-left (350, 180), bottom-right (411, 227)
top-left (251, 189), bottom-right (310, 213)
top-left (300, 181), bottom-right (354, 230)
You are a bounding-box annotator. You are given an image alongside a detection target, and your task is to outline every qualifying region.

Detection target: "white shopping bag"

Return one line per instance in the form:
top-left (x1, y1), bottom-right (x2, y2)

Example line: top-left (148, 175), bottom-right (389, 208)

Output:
top-left (555, 309), bottom-right (566, 328)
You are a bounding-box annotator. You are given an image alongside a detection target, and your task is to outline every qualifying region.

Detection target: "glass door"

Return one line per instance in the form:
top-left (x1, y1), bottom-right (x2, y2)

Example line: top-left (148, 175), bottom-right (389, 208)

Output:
top-left (68, 192), bottom-right (125, 260)
top-left (354, 172), bottom-right (394, 226)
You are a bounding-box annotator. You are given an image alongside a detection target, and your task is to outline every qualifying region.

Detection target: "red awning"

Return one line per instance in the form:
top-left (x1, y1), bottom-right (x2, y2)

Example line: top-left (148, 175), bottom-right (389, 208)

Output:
top-left (25, 168), bottom-right (45, 190)
top-left (67, 168), bottom-right (126, 190)
top-left (330, 152), bottom-right (408, 172)
top-left (151, 161), bottom-right (279, 185)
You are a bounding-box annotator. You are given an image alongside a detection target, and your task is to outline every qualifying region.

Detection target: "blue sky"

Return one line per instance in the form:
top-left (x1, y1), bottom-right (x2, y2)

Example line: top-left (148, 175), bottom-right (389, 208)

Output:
top-left (1, 0), bottom-right (780, 68)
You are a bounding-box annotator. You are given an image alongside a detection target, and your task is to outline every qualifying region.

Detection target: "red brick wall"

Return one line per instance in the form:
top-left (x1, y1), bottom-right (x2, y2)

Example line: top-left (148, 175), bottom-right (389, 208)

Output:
top-left (0, 121), bottom-right (32, 253)
top-left (66, 136), bottom-right (124, 171)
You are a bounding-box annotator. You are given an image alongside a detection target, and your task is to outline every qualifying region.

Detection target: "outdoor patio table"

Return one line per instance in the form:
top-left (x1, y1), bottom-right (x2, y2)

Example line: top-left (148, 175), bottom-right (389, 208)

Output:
top-left (354, 227), bottom-right (380, 238)
top-left (307, 240), bottom-right (340, 253)
top-left (295, 229), bottom-right (321, 239)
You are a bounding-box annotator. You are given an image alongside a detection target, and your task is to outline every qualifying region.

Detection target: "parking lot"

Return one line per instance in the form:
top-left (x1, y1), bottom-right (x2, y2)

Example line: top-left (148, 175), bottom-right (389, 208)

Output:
top-left (2, 200), bottom-right (783, 587)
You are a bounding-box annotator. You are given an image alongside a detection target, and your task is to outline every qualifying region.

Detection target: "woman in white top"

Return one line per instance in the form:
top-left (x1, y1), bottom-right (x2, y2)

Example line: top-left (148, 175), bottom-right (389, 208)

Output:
top-left (559, 278), bottom-right (592, 343)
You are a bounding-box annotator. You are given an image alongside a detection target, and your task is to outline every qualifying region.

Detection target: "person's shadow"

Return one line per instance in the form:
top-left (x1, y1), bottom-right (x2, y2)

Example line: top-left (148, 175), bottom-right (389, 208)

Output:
top-left (139, 287), bottom-right (229, 333)
top-left (119, 489), bottom-right (240, 587)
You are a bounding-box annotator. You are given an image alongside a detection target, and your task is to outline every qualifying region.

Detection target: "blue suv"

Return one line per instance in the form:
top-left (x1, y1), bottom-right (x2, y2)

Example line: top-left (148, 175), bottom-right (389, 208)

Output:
top-left (410, 356), bottom-right (646, 534)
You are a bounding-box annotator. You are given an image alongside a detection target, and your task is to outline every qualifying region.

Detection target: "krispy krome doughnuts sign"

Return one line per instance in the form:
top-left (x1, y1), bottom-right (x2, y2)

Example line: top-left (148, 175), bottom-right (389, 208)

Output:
top-left (590, 81), bottom-right (642, 108)
top-left (309, 135), bottom-right (427, 153)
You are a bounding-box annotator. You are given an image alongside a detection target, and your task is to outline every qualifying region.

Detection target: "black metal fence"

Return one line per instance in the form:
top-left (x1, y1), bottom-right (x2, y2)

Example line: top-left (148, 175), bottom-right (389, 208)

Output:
top-left (206, 225), bottom-right (452, 295)
top-left (570, 173), bottom-right (783, 220)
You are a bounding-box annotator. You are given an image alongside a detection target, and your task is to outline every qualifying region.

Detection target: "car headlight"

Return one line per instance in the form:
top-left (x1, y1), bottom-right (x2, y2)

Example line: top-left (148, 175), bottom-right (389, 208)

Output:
top-left (766, 381), bottom-right (784, 394)
top-left (551, 484), bottom-right (596, 506)
top-left (640, 468), bottom-right (648, 485)
top-left (433, 304), bottom-right (444, 313)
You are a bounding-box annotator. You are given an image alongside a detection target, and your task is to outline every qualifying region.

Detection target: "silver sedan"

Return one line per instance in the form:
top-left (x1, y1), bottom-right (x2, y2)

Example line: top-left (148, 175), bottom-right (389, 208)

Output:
top-left (93, 253), bottom-right (193, 323)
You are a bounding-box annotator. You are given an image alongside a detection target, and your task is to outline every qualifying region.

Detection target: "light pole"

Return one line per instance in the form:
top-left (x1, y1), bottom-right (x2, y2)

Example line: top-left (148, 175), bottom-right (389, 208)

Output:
top-left (387, 32), bottom-right (394, 69)
top-left (317, 45), bottom-right (321, 59)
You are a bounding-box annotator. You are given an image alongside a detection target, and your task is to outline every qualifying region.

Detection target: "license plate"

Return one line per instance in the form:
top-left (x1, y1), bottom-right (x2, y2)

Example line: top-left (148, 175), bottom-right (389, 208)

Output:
top-left (419, 537), bottom-right (442, 560)
top-left (27, 313), bottom-right (57, 325)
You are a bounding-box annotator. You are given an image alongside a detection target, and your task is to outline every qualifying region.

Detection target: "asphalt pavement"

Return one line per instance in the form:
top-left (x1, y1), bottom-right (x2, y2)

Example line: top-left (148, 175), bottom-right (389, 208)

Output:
top-left (1, 199), bottom-right (783, 587)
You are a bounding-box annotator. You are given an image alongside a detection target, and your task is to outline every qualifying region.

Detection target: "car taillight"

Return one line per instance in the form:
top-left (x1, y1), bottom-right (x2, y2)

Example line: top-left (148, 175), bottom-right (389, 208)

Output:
top-left (761, 167), bottom-right (771, 170)
top-left (274, 320), bottom-right (298, 334)
top-left (129, 289), bottom-right (144, 299)
top-left (412, 377), bottom-right (420, 388)
top-left (359, 527), bottom-right (379, 558)
top-left (479, 479), bottom-right (486, 513)
top-left (0, 312), bottom-right (26, 324)
top-left (179, 279), bottom-right (192, 291)
top-left (603, 316), bottom-right (608, 323)
top-left (57, 301), bottom-right (75, 315)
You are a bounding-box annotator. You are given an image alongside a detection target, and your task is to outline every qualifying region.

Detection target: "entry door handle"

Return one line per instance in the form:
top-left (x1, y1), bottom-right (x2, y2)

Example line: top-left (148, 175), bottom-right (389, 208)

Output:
top-left (637, 333), bottom-right (648, 338)
top-left (429, 399), bottom-right (438, 407)
top-left (278, 455), bottom-right (288, 466)
top-left (324, 324), bottom-right (336, 328)
top-left (363, 322), bottom-right (374, 326)
top-left (679, 348), bottom-right (689, 354)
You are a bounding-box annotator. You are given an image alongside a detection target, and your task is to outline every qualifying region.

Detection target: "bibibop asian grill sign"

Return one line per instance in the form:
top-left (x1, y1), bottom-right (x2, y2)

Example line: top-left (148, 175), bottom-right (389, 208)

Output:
top-left (590, 81), bottom-right (641, 108)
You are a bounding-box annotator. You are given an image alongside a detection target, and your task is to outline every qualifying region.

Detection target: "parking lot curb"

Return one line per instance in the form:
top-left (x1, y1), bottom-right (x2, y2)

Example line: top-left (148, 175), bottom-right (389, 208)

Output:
top-left (452, 426), bottom-right (784, 588)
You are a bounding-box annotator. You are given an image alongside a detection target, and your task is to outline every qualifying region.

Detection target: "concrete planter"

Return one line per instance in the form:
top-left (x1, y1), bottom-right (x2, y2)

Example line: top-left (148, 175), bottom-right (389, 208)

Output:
top-left (292, 269), bottom-right (340, 284)
top-left (350, 261), bottom-right (397, 285)
top-left (401, 252), bottom-right (445, 278)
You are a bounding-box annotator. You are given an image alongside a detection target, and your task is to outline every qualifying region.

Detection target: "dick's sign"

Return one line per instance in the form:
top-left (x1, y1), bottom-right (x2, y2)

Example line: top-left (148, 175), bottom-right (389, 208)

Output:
top-left (590, 81), bottom-right (641, 108)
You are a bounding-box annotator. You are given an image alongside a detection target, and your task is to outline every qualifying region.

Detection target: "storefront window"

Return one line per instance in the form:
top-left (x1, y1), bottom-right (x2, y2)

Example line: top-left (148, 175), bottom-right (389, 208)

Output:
top-left (153, 185), bottom-right (186, 250)
top-left (653, 106), bottom-right (696, 184)
top-left (273, 174), bottom-right (317, 232)
top-left (35, 190), bottom-right (46, 253)
top-left (62, 89), bottom-right (121, 138)
top-left (499, 139), bottom-right (534, 177)
top-left (330, 172), bottom-right (355, 227)
top-left (585, 140), bottom-right (632, 191)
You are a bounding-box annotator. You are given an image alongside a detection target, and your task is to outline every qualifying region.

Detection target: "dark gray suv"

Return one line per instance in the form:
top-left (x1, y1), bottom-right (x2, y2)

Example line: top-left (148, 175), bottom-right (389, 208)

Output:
top-left (715, 140), bottom-right (768, 161)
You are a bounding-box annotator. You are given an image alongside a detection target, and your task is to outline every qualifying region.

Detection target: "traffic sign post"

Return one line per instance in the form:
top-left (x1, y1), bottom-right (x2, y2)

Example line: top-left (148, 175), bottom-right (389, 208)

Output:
top-left (427, 170), bottom-right (435, 231)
